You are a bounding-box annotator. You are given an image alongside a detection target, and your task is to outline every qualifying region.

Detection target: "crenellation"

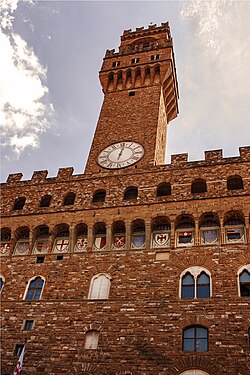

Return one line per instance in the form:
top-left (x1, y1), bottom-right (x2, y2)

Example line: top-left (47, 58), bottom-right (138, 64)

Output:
top-left (56, 167), bottom-right (74, 180)
top-left (6, 173), bottom-right (23, 184)
top-left (205, 149), bottom-right (223, 162)
top-left (31, 170), bottom-right (48, 182)
top-left (170, 153), bottom-right (188, 165)
top-left (239, 146), bottom-right (250, 159)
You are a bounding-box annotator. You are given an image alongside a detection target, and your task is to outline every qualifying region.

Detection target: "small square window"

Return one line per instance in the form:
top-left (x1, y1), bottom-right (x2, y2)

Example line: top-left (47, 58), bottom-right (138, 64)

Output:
top-left (56, 255), bottom-right (64, 260)
top-left (129, 91), bottom-right (135, 97)
top-left (131, 58), bottom-right (139, 64)
top-left (23, 320), bottom-right (34, 331)
top-left (36, 256), bottom-right (44, 264)
top-left (14, 344), bottom-right (24, 356)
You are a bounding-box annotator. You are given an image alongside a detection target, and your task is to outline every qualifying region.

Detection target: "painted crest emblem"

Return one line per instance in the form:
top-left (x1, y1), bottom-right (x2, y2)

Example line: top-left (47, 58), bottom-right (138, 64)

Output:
top-left (113, 235), bottom-right (125, 250)
top-left (132, 234), bottom-right (145, 249)
top-left (203, 230), bottom-right (218, 244)
top-left (15, 241), bottom-right (29, 255)
top-left (178, 232), bottom-right (193, 244)
top-left (75, 237), bottom-right (88, 251)
top-left (153, 232), bottom-right (169, 247)
top-left (0, 242), bottom-right (10, 255)
top-left (54, 238), bottom-right (69, 253)
top-left (35, 240), bottom-right (49, 254)
top-left (94, 236), bottom-right (106, 250)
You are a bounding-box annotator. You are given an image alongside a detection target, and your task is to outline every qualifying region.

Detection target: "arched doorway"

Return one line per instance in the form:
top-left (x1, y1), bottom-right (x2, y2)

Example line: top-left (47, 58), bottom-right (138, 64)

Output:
top-left (180, 371), bottom-right (210, 375)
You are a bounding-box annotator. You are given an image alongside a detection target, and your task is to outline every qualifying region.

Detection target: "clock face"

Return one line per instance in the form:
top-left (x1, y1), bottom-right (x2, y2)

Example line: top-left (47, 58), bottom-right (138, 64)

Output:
top-left (98, 141), bottom-right (144, 169)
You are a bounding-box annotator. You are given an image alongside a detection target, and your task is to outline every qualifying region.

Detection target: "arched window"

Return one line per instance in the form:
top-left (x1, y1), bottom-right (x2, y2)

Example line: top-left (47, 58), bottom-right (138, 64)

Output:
top-left (112, 221), bottom-right (126, 250)
top-left (151, 216), bottom-right (170, 248)
top-left (199, 213), bottom-right (220, 245)
top-left (93, 190), bottom-right (106, 203)
top-left (239, 270), bottom-right (250, 297)
top-left (227, 175), bottom-right (243, 190)
top-left (0, 227), bottom-right (11, 256)
top-left (88, 274), bottom-right (111, 299)
top-left (224, 211), bottom-right (245, 244)
top-left (175, 215), bottom-right (195, 247)
top-left (179, 370), bottom-right (210, 375)
top-left (63, 192), bottom-right (76, 206)
top-left (13, 197), bottom-right (26, 210)
top-left (39, 195), bottom-right (52, 208)
top-left (124, 187), bottom-right (138, 201)
top-left (180, 267), bottom-right (211, 299)
top-left (14, 227), bottom-right (30, 256)
top-left (191, 179), bottom-right (207, 194)
top-left (33, 225), bottom-right (50, 255)
top-left (183, 326), bottom-right (208, 352)
top-left (74, 223), bottom-right (88, 252)
top-left (131, 220), bottom-right (146, 249)
top-left (84, 330), bottom-right (99, 349)
top-left (52, 224), bottom-right (69, 254)
top-left (93, 222), bottom-right (106, 251)
top-left (181, 273), bottom-right (194, 299)
top-left (25, 276), bottom-right (44, 300)
top-left (156, 183), bottom-right (171, 197)
top-left (0, 276), bottom-right (5, 292)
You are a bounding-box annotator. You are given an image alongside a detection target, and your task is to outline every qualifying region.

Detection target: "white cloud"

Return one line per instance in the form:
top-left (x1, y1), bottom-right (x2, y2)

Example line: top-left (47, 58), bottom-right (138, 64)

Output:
top-left (168, 0), bottom-right (250, 160)
top-left (0, 0), bottom-right (53, 157)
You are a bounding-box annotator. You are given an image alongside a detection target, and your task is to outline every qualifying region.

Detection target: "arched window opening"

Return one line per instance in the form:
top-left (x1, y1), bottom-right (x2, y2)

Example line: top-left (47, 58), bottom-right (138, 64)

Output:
top-left (74, 223), bottom-right (88, 252)
top-left (183, 326), bottom-right (208, 352)
top-left (191, 179), bottom-right (207, 194)
top-left (125, 69), bottom-right (132, 89)
top-left (157, 183), bottom-right (171, 197)
top-left (39, 195), bottom-right (51, 208)
top-left (0, 276), bottom-right (5, 292)
top-left (84, 330), bottom-right (100, 350)
top-left (199, 213), bottom-right (220, 245)
top-left (131, 220), bottom-right (145, 249)
top-left (33, 225), bottom-right (50, 255)
top-left (52, 224), bottom-right (69, 254)
top-left (14, 227), bottom-right (30, 256)
top-left (181, 273), bottom-right (195, 299)
top-left (112, 221), bottom-right (126, 250)
top-left (93, 223), bottom-right (106, 251)
top-left (93, 190), bottom-right (106, 203)
top-left (227, 175), bottom-right (244, 190)
top-left (197, 272), bottom-right (210, 298)
top-left (151, 216), bottom-right (170, 248)
top-left (63, 192), bottom-right (76, 206)
top-left (124, 187), bottom-right (138, 201)
top-left (180, 267), bottom-right (211, 299)
top-left (0, 227), bottom-right (11, 256)
top-left (175, 215), bottom-right (195, 247)
top-left (224, 211), bottom-right (245, 244)
top-left (179, 370), bottom-right (210, 375)
top-left (117, 71), bottom-right (123, 89)
top-left (13, 197), bottom-right (26, 210)
top-left (239, 270), bottom-right (250, 297)
top-left (25, 276), bottom-right (44, 300)
top-left (88, 274), bottom-right (111, 299)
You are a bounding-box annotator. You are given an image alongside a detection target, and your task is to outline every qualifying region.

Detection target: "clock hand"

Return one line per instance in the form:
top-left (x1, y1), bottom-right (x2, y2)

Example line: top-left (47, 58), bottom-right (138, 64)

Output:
top-left (117, 146), bottom-right (125, 160)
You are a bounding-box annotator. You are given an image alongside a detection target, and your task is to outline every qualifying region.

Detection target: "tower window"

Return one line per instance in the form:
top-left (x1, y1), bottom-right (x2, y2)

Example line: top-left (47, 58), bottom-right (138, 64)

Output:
top-left (36, 256), bottom-right (44, 264)
top-left (84, 330), bottom-right (99, 349)
top-left (23, 320), bottom-right (34, 331)
top-left (93, 190), bottom-right (106, 203)
top-left (88, 274), bottom-right (111, 299)
top-left (112, 61), bottom-right (120, 67)
top-left (25, 276), bottom-right (44, 300)
top-left (191, 179), bottom-right (207, 194)
top-left (124, 187), bottom-right (138, 200)
top-left (239, 270), bottom-right (250, 297)
top-left (39, 195), bottom-right (51, 208)
top-left (227, 175), bottom-right (244, 190)
top-left (63, 192), bottom-right (76, 206)
top-left (13, 197), bottom-right (26, 210)
top-left (129, 91), bottom-right (135, 97)
top-left (131, 58), bottom-right (140, 64)
top-left (180, 267), bottom-right (211, 299)
top-left (183, 326), bottom-right (208, 352)
top-left (157, 183), bottom-right (171, 196)
top-left (14, 344), bottom-right (24, 356)
top-left (151, 54), bottom-right (160, 60)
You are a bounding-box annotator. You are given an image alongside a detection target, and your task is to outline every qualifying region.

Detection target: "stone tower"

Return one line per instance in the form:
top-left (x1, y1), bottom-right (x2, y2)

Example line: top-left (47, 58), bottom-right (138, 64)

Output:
top-left (85, 23), bottom-right (178, 174)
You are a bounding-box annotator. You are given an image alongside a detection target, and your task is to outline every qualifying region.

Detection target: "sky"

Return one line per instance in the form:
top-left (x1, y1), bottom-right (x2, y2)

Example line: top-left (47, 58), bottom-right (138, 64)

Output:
top-left (1, 0), bottom-right (250, 182)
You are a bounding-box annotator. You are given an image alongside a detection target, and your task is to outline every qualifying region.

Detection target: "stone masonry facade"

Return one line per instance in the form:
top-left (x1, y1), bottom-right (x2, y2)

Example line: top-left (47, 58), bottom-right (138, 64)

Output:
top-left (1, 23), bottom-right (250, 375)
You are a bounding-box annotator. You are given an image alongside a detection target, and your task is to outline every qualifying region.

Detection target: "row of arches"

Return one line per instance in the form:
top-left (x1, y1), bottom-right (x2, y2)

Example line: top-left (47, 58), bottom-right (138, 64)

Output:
top-left (107, 65), bottom-right (161, 91)
top-left (1, 265), bottom-right (249, 299)
top-left (11, 175), bottom-right (245, 211)
top-left (1, 211), bottom-right (247, 257)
